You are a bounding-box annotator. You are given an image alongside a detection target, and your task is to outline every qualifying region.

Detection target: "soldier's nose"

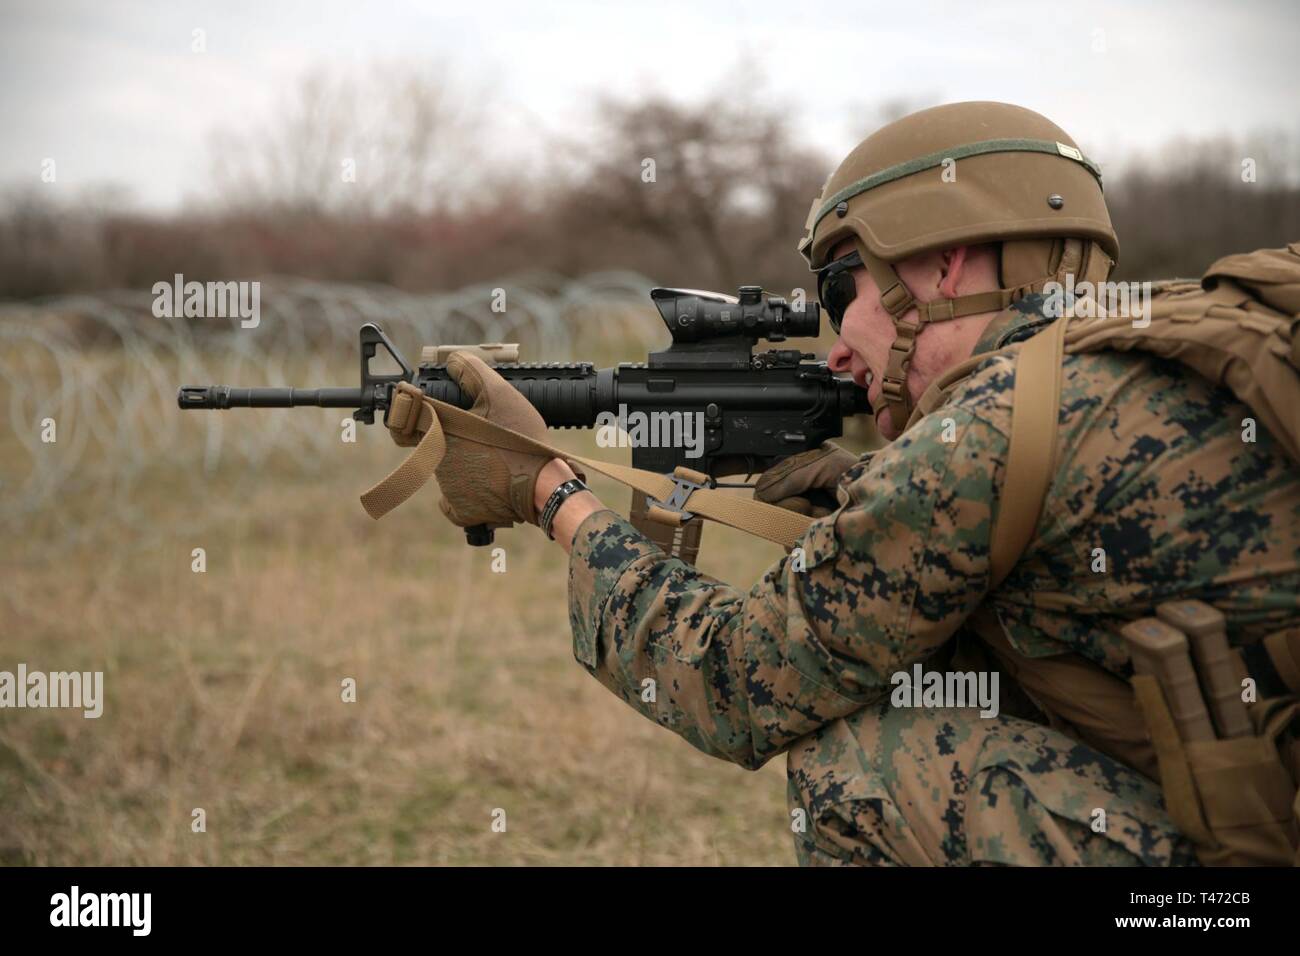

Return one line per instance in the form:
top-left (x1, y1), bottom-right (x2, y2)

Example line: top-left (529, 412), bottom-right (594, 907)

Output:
top-left (827, 340), bottom-right (853, 373)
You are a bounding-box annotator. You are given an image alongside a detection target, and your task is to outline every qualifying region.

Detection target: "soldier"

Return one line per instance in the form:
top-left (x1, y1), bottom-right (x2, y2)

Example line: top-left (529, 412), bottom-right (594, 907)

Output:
top-left (422, 102), bottom-right (1300, 865)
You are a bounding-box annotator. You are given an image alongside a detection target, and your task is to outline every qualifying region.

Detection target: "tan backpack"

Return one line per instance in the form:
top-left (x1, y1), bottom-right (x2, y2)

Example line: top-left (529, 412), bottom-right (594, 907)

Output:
top-left (984, 242), bottom-right (1300, 866)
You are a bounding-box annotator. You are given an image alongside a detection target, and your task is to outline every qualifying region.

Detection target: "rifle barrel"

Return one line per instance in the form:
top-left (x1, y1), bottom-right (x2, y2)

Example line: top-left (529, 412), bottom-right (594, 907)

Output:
top-left (178, 386), bottom-right (367, 409)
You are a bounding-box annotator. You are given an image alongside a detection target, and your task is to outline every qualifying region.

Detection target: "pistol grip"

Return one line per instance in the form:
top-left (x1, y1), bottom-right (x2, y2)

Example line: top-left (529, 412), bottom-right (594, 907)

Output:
top-left (465, 524), bottom-right (495, 547)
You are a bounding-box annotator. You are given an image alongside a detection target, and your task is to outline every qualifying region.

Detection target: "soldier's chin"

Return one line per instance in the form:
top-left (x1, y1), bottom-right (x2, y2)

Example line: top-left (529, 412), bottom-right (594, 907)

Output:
top-left (875, 404), bottom-right (900, 441)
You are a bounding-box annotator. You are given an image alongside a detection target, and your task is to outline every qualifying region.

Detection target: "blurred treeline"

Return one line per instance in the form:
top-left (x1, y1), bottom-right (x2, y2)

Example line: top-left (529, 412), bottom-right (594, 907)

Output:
top-left (1, 69), bottom-right (1297, 300)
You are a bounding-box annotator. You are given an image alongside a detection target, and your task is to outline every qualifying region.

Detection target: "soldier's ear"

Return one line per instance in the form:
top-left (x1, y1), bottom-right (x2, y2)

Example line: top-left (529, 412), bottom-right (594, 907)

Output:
top-left (938, 246), bottom-right (970, 298)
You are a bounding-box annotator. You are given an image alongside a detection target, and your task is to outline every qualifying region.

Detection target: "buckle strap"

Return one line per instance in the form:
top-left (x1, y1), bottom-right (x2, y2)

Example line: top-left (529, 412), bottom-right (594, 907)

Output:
top-left (918, 289), bottom-right (1015, 323)
top-left (882, 315), bottom-right (920, 420)
top-left (644, 467), bottom-right (715, 525)
top-left (879, 280), bottom-right (915, 317)
top-left (856, 242), bottom-right (916, 321)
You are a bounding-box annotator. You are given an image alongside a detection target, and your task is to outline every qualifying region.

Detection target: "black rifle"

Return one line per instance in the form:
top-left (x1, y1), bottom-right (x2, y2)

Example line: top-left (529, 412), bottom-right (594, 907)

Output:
top-left (179, 285), bottom-right (870, 553)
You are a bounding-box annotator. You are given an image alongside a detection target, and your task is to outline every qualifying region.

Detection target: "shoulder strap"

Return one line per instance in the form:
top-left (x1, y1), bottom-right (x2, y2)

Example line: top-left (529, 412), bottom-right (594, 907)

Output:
top-left (359, 387), bottom-right (815, 549)
top-left (987, 317), bottom-right (1069, 589)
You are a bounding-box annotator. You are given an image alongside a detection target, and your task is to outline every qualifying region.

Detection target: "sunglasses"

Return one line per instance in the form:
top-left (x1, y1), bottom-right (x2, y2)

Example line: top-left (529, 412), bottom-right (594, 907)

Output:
top-left (816, 249), bottom-right (864, 334)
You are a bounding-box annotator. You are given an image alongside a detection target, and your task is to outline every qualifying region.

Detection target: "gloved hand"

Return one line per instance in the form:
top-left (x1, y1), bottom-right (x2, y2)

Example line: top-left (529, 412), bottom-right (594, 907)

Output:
top-left (753, 442), bottom-right (858, 517)
top-left (385, 351), bottom-right (575, 531)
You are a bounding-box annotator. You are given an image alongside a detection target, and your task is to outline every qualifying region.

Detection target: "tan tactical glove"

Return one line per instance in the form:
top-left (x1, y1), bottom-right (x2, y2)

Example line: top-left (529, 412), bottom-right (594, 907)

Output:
top-left (385, 351), bottom-right (576, 531)
top-left (753, 442), bottom-right (858, 517)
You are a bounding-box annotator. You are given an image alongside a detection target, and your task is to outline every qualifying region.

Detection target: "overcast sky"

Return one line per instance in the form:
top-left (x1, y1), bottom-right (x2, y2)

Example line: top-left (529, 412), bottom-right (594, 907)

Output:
top-left (2, 0), bottom-right (1297, 211)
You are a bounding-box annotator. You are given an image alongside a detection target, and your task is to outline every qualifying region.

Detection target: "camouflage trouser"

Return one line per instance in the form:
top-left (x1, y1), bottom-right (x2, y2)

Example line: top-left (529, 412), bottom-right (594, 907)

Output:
top-left (786, 698), bottom-right (1199, 866)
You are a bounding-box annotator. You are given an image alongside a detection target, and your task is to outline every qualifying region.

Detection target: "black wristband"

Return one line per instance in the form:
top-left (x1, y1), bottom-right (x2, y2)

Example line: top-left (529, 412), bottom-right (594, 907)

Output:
top-left (540, 477), bottom-right (588, 540)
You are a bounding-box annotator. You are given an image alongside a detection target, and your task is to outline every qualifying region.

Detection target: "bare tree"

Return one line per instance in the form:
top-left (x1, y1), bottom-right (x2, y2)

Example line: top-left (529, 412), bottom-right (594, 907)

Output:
top-left (208, 63), bottom-right (487, 219)
top-left (545, 86), bottom-right (831, 293)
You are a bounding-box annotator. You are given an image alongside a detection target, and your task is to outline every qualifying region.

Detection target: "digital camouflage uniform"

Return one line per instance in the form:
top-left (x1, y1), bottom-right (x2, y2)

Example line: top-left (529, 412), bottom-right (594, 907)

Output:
top-left (565, 292), bottom-right (1300, 866)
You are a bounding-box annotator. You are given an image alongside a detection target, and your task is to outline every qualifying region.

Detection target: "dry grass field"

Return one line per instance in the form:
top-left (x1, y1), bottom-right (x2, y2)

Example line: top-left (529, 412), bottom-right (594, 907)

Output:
top-left (0, 341), bottom-right (817, 866)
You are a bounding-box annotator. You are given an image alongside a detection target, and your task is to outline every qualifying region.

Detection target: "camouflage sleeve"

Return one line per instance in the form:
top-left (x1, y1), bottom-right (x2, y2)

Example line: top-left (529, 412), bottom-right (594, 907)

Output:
top-left (566, 407), bottom-right (1008, 770)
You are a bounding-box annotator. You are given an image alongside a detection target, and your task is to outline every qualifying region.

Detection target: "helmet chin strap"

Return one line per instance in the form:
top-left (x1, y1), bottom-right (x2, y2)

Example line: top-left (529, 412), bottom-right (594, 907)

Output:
top-left (853, 238), bottom-right (1056, 427)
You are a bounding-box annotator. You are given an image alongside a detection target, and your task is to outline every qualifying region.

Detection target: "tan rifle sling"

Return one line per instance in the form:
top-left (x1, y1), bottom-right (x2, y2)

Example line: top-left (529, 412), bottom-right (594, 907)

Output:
top-left (359, 383), bottom-right (816, 550)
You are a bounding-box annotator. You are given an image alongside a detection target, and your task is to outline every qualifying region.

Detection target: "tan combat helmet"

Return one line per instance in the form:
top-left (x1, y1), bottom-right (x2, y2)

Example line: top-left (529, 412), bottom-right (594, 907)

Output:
top-left (799, 101), bottom-right (1120, 426)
